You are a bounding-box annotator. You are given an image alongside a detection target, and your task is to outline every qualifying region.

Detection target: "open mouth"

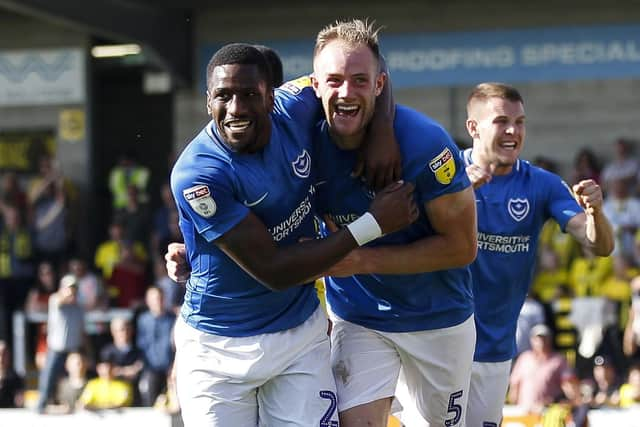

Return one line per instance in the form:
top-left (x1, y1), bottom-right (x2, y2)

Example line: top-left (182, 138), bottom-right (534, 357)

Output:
top-left (334, 103), bottom-right (360, 117)
top-left (225, 119), bottom-right (252, 132)
top-left (499, 141), bottom-right (518, 150)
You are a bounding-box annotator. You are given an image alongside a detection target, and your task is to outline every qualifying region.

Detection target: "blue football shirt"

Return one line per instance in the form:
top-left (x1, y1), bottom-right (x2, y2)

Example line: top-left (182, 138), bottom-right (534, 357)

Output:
top-left (171, 82), bottom-right (321, 337)
top-left (461, 148), bottom-right (583, 362)
top-left (315, 105), bottom-right (474, 332)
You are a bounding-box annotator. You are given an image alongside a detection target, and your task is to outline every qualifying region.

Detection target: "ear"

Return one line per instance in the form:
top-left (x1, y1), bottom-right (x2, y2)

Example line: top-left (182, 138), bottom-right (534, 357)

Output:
top-left (374, 72), bottom-right (386, 96)
top-left (310, 74), bottom-right (321, 98)
top-left (206, 90), bottom-right (213, 116)
top-left (466, 118), bottom-right (479, 139)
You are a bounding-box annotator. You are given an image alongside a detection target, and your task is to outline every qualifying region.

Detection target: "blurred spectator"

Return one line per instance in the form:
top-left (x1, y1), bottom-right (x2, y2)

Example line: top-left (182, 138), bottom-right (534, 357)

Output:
top-left (618, 363), bottom-right (640, 408)
top-left (532, 248), bottom-right (569, 303)
top-left (55, 351), bottom-right (88, 413)
top-left (538, 221), bottom-right (581, 273)
top-left (136, 286), bottom-right (175, 406)
top-left (0, 339), bottom-right (24, 408)
top-left (568, 246), bottom-right (613, 297)
top-left (153, 362), bottom-right (179, 415)
top-left (509, 324), bottom-right (569, 414)
top-left (77, 355), bottom-right (133, 410)
top-left (542, 369), bottom-right (589, 427)
top-left (549, 285), bottom-right (578, 367)
top-left (108, 152), bottom-right (150, 210)
top-left (600, 255), bottom-right (636, 330)
top-left (571, 147), bottom-right (601, 186)
top-left (36, 274), bottom-right (85, 413)
top-left (150, 183), bottom-right (178, 259)
top-left (623, 279), bottom-right (640, 363)
top-left (516, 295), bottom-right (547, 356)
top-left (95, 221), bottom-right (147, 280)
top-left (0, 204), bottom-right (36, 344)
top-left (602, 176), bottom-right (640, 258)
top-left (108, 241), bottom-right (148, 309)
top-left (25, 261), bottom-right (58, 370)
top-left (590, 354), bottom-right (620, 407)
top-left (100, 317), bottom-right (143, 386)
top-left (601, 138), bottom-right (638, 193)
top-left (0, 172), bottom-right (28, 218)
top-left (113, 185), bottom-right (151, 245)
top-left (153, 258), bottom-right (183, 315)
top-left (28, 156), bottom-right (72, 271)
top-left (68, 258), bottom-right (106, 311)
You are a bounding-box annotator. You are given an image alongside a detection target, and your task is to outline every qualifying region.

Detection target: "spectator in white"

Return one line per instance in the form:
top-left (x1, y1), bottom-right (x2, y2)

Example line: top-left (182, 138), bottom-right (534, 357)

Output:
top-left (68, 258), bottom-right (106, 311)
top-left (509, 324), bottom-right (569, 414)
top-left (35, 274), bottom-right (85, 413)
top-left (600, 138), bottom-right (639, 193)
top-left (602, 176), bottom-right (640, 258)
top-left (515, 295), bottom-right (547, 357)
top-left (136, 287), bottom-right (175, 406)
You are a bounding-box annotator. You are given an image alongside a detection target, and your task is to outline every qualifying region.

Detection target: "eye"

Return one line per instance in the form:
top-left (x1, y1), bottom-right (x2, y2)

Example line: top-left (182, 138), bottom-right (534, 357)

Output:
top-left (355, 76), bottom-right (368, 85)
top-left (214, 92), bottom-right (230, 102)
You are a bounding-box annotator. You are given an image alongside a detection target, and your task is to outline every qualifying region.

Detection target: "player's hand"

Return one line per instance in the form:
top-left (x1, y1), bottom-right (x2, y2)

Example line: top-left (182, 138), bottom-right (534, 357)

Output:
top-left (369, 180), bottom-right (419, 234)
top-left (572, 179), bottom-right (603, 215)
top-left (165, 242), bottom-right (190, 284)
top-left (325, 248), bottom-right (365, 277)
top-left (466, 163), bottom-right (495, 189)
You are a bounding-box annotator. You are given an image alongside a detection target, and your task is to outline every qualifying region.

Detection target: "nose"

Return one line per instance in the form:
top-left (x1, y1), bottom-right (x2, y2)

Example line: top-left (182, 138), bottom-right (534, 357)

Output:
top-left (505, 124), bottom-right (515, 135)
top-left (227, 94), bottom-right (248, 116)
top-left (337, 81), bottom-right (353, 98)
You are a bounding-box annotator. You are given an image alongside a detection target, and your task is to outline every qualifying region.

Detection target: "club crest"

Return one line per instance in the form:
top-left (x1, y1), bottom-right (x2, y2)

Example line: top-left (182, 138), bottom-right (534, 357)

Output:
top-left (508, 198), bottom-right (529, 222)
top-left (292, 149), bottom-right (311, 178)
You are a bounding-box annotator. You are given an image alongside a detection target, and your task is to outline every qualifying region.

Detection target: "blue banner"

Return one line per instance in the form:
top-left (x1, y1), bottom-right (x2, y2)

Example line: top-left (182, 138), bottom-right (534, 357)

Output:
top-left (200, 24), bottom-right (640, 89)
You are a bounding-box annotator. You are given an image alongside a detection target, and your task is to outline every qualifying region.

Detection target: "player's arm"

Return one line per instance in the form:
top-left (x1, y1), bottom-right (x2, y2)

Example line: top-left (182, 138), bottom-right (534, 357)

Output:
top-left (564, 179), bottom-right (614, 256)
top-left (357, 55), bottom-right (402, 190)
top-left (327, 186), bottom-right (477, 276)
top-left (216, 181), bottom-right (417, 290)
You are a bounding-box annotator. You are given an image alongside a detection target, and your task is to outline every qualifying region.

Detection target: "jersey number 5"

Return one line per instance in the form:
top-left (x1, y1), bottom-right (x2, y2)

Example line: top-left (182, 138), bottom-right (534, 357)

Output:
top-left (445, 390), bottom-right (463, 426)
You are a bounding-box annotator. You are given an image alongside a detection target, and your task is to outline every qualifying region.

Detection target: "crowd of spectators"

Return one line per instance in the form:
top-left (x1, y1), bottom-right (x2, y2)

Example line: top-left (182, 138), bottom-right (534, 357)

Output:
top-left (509, 138), bottom-right (640, 423)
top-left (3, 139), bottom-right (640, 421)
top-left (0, 151), bottom-right (183, 414)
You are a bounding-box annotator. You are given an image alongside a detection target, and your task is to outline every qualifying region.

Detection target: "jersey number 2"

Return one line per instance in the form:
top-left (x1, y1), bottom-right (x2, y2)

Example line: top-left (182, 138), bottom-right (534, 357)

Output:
top-left (319, 390), bottom-right (338, 427)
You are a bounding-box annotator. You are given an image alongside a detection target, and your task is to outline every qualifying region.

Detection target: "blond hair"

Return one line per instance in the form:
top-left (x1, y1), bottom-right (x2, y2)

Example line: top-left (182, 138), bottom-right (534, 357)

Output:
top-left (314, 18), bottom-right (382, 61)
top-left (467, 82), bottom-right (524, 115)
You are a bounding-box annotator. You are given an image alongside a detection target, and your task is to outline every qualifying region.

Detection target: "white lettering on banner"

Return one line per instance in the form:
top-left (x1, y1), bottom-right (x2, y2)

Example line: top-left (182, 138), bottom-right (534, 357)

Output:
top-left (387, 46), bottom-right (515, 72)
top-left (521, 40), bottom-right (640, 66)
top-left (0, 48), bottom-right (85, 106)
top-left (477, 232), bottom-right (531, 254)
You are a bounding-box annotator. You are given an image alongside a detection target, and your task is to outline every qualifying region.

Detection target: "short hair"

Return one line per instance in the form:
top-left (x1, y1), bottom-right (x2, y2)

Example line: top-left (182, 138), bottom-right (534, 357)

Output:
top-left (254, 45), bottom-right (284, 87)
top-left (314, 18), bottom-right (382, 62)
top-left (467, 82), bottom-right (524, 115)
top-left (206, 43), bottom-right (271, 91)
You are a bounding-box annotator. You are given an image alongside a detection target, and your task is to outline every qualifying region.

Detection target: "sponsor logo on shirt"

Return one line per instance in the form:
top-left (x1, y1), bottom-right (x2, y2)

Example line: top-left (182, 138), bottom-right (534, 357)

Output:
top-left (292, 149), bottom-right (311, 178)
top-left (477, 232), bottom-right (531, 253)
top-left (507, 198), bottom-right (530, 222)
top-left (183, 185), bottom-right (216, 218)
top-left (268, 185), bottom-right (314, 242)
top-left (428, 147), bottom-right (456, 185)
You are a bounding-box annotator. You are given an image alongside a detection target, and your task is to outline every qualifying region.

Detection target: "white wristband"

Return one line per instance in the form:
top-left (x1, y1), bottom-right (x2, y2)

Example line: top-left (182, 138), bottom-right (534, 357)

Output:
top-left (346, 212), bottom-right (383, 246)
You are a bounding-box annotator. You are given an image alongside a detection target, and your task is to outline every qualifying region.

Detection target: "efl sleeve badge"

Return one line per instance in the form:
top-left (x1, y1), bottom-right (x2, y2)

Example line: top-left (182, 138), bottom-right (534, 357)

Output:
top-left (183, 185), bottom-right (217, 218)
top-left (428, 147), bottom-right (456, 185)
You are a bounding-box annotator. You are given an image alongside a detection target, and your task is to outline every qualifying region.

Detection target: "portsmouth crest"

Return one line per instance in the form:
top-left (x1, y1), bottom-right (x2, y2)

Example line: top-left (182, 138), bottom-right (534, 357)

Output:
top-left (183, 185), bottom-right (216, 218)
top-left (292, 149), bottom-right (311, 178)
top-left (428, 147), bottom-right (456, 185)
top-left (508, 198), bottom-right (529, 222)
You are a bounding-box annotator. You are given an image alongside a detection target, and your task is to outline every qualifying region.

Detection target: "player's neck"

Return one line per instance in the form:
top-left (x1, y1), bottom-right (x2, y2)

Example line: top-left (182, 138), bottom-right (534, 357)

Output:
top-left (470, 151), bottom-right (513, 176)
top-left (329, 130), bottom-right (365, 151)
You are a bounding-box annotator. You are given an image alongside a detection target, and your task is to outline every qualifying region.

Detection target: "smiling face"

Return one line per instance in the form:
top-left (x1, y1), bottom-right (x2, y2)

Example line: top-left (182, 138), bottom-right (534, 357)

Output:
top-left (207, 63), bottom-right (273, 153)
top-left (467, 96), bottom-right (526, 175)
top-left (312, 40), bottom-right (385, 150)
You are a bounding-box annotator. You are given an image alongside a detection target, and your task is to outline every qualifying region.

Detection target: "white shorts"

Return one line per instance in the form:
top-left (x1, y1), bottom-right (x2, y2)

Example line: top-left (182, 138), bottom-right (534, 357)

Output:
top-left (174, 307), bottom-right (339, 427)
top-left (465, 360), bottom-right (511, 427)
top-left (330, 313), bottom-right (475, 426)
